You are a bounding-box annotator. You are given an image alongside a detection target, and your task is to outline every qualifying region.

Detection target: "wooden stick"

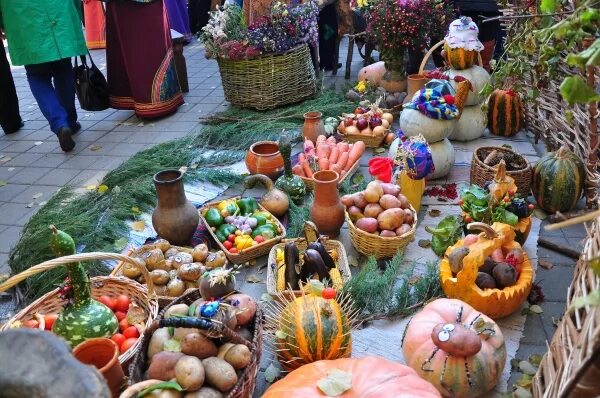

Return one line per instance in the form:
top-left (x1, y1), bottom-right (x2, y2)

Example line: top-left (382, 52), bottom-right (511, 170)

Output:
top-left (538, 238), bottom-right (581, 259)
top-left (548, 209), bottom-right (598, 224)
top-left (544, 209), bottom-right (600, 230)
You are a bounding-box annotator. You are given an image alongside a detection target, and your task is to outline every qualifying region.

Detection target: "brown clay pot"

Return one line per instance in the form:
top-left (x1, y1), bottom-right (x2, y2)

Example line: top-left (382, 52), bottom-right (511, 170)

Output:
top-left (73, 338), bottom-right (124, 398)
top-left (245, 141), bottom-right (284, 180)
top-left (403, 74), bottom-right (428, 104)
top-left (152, 169), bottom-right (199, 246)
top-left (199, 278), bottom-right (235, 300)
top-left (302, 111), bottom-right (326, 143)
top-left (310, 170), bottom-right (345, 237)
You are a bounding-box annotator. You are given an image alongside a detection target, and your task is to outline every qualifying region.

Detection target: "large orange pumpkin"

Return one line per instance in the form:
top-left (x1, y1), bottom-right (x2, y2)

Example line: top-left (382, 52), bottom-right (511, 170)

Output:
top-left (402, 298), bottom-right (506, 398)
top-left (263, 356), bottom-right (442, 398)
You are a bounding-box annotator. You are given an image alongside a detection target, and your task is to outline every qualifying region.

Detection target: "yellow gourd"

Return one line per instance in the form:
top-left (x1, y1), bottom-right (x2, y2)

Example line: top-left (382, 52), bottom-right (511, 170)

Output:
top-left (488, 160), bottom-right (517, 203)
top-left (397, 171), bottom-right (426, 212)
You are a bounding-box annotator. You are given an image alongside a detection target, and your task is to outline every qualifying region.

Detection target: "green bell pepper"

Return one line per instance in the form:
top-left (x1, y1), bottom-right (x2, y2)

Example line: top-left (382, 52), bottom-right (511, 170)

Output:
top-left (251, 223), bottom-right (278, 240)
top-left (251, 213), bottom-right (268, 226)
top-left (215, 224), bottom-right (237, 242)
top-left (205, 208), bottom-right (223, 228)
top-left (237, 197), bottom-right (258, 215)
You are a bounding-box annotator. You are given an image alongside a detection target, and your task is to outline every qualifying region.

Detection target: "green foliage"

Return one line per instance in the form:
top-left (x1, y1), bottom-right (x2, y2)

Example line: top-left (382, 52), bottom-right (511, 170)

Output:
top-left (286, 193), bottom-right (314, 238)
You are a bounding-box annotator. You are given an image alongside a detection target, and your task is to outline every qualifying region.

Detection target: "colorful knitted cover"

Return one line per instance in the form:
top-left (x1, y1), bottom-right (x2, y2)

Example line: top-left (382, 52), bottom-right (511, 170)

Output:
top-left (393, 132), bottom-right (435, 180)
top-left (404, 79), bottom-right (459, 120)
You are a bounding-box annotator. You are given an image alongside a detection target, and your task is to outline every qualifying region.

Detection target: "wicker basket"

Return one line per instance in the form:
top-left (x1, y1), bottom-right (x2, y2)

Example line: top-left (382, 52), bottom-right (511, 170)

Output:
top-left (339, 132), bottom-right (385, 148)
top-left (298, 155), bottom-right (361, 190)
top-left (266, 237), bottom-right (352, 301)
top-left (0, 252), bottom-right (159, 365)
top-left (345, 206), bottom-right (418, 259)
top-left (217, 44), bottom-right (317, 110)
top-left (470, 146), bottom-right (533, 196)
top-left (200, 197), bottom-right (286, 264)
top-left (129, 289), bottom-right (263, 398)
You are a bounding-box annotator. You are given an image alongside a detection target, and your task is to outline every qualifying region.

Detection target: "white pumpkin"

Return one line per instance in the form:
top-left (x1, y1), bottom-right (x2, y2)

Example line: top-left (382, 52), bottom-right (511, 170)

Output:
top-left (429, 138), bottom-right (455, 179)
top-left (449, 105), bottom-right (487, 142)
top-left (446, 65), bottom-right (490, 106)
top-left (400, 108), bottom-right (456, 143)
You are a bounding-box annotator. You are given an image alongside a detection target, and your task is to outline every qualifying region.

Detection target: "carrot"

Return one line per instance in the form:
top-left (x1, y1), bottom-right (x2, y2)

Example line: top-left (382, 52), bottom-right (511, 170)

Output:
top-left (326, 136), bottom-right (337, 145)
top-left (347, 140), bottom-right (365, 169)
top-left (329, 146), bottom-right (340, 164)
top-left (336, 152), bottom-right (349, 171)
top-left (316, 135), bottom-right (327, 146)
top-left (301, 160), bottom-right (313, 178)
top-left (316, 144), bottom-right (331, 159)
top-left (304, 139), bottom-right (315, 156)
top-left (331, 164), bottom-right (342, 175)
top-left (337, 142), bottom-right (349, 153)
top-left (341, 170), bottom-right (347, 177)
top-left (318, 158), bottom-right (330, 171)
top-left (292, 164), bottom-right (305, 177)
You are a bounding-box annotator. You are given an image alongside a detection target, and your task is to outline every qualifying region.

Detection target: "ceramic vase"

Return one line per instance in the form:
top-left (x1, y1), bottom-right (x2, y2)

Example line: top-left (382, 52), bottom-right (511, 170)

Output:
top-left (403, 74), bottom-right (428, 104)
top-left (310, 170), bottom-right (345, 237)
top-left (72, 338), bottom-right (124, 398)
top-left (379, 48), bottom-right (407, 93)
top-left (152, 169), bottom-right (199, 246)
top-left (302, 111), bottom-right (326, 143)
top-left (245, 141), bottom-right (284, 180)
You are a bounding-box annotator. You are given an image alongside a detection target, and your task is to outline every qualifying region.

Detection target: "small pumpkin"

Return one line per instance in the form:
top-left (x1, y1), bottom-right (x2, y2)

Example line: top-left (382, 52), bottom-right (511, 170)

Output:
top-left (263, 356), bottom-right (441, 398)
top-left (449, 105), bottom-right (486, 142)
top-left (532, 145), bottom-right (585, 213)
top-left (429, 138), bottom-right (455, 180)
top-left (488, 160), bottom-right (517, 203)
top-left (446, 66), bottom-right (490, 106)
top-left (402, 298), bottom-right (506, 398)
top-left (439, 222), bottom-right (534, 318)
top-left (243, 174), bottom-right (289, 217)
top-left (275, 134), bottom-right (306, 204)
top-left (444, 42), bottom-right (478, 70)
top-left (487, 89), bottom-right (523, 137)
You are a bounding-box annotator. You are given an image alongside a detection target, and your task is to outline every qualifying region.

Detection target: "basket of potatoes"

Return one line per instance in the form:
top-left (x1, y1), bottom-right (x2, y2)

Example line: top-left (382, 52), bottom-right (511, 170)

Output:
top-left (111, 239), bottom-right (228, 307)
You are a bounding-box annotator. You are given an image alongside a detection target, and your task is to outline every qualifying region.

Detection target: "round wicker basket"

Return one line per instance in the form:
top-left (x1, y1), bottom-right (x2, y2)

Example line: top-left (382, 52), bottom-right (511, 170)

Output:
top-left (471, 146), bottom-right (532, 196)
top-left (339, 131), bottom-right (385, 148)
top-left (0, 252), bottom-right (159, 365)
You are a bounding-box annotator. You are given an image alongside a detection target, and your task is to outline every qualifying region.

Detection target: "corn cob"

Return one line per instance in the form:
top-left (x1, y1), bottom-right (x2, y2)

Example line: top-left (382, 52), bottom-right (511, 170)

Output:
top-left (276, 248), bottom-right (286, 291)
top-left (329, 267), bottom-right (343, 290)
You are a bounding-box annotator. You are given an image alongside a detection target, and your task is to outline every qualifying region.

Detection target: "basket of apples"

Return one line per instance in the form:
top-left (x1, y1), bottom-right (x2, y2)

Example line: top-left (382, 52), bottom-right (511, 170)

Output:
top-left (337, 105), bottom-right (395, 148)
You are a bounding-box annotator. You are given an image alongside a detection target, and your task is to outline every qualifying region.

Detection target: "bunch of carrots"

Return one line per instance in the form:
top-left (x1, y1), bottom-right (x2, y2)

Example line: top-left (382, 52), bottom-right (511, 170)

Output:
top-left (292, 135), bottom-right (366, 179)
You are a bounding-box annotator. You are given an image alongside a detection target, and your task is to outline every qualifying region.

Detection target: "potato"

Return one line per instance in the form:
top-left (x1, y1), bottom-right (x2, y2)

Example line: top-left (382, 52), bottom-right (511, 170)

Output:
top-left (154, 285), bottom-right (168, 296)
top-left (165, 304), bottom-right (189, 318)
top-left (380, 183), bottom-right (401, 196)
top-left (147, 327), bottom-right (171, 359)
top-left (174, 327), bottom-right (199, 340)
top-left (476, 272), bottom-right (497, 289)
top-left (431, 323), bottom-right (482, 357)
top-left (176, 356), bottom-right (205, 392)
top-left (173, 252), bottom-right (194, 270)
top-left (181, 333), bottom-right (218, 359)
top-left (397, 194), bottom-right (410, 209)
top-left (341, 194), bottom-right (354, 207)
top-left (379, 230), bottom-right (396, 238)
top-left (364, 181), bottom-right (384, 203)
top-left (226, 294), bottom-right (257, 326)
top-left (184, 387), bottom-right (223, 398)
top-left (205, 251), bottom-right (227, 269)
top-left (493, 262), bottom-right (517, 288)
top-left (364, 203), bottom-right (384, 218)
top-left (148, 351), bottom-right (185, 381)
top-left (377, 208), bottom-right (404, 231)
top-left (402, 208), bottom-right (414, 225)
top-left (355, 217), bottom-right (378, 233)
top-left (379, 194), bottom-right (402, 210)
top-left (352, 192), bottom-right (368, 208)
top-left (347, 206), bottom-right (364, 222)
top-left (150, 269), bottom-right (171, 285)
top-left (192, 244), bottom-right (210, 262)
top-left (202, 357), bottom-right (238, 393)
top-left (179, 263), bottom-right (205, 282)
top-left (395, 224), bottom-right (412, 236)
top-left (143, 249), bottom-right (168, 271)
top-left (148, 390), bottom-right (183, 398)
top-left (167, 277), bottom-right (186, 297)
top-left (155, 239), bottom-right (171, 252)
top-left (122, 261), bottom-right (143, 279)
top-left (219, 344), bottom-right (251, 370)
top-left (185, 281), bottom-right (198, 290)
top-left (165, 248), bottom-right (179, 260)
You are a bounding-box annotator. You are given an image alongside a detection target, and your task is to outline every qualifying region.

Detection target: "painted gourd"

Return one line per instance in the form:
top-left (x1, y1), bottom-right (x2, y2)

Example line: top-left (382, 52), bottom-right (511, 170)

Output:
top-left (275, 134), bottom-right (306, 204)
top-left (429, 138), bottom-right (455, 180)
top-left (439, 222), bottom-right (534, 318)
top-left (402, 298), bottom-right (506, 398)
top-left (449, 105), bottom-right (486, 142)
top-left (488, 160), bottom-right (517, 203)
top-left (532, 146), bottom-right (585, 213)
top-left (49, 226), bottom-right (119, 347)
top-left (275, 291), bottom-right (352, 371)
top-left (357, 61), bottom-right (386, 85)
top-left (400, 109), bottom-right (456, 143)
top-left (487, 89), bottom-right (522, 137)
top-left (263, 356), bottom-right (442, 398)
top-left (446, 66), bottom-right (490, 106)
top-left (444, 42), bottom-right (478, 70)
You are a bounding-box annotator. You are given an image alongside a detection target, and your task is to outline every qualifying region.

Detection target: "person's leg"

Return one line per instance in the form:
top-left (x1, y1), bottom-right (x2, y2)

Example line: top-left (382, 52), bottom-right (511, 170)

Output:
top-left (51, 58), bottom-right (79, 131)
top-left (407, 47), bottom-right (424, 75)
top-left (0, 45), bottom-right (23, 134)
top-left (318, 3), bottom-right (339, 70)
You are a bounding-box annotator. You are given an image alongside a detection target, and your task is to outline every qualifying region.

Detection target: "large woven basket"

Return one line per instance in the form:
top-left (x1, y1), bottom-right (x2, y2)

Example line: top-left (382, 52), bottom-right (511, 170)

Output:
top-left (471, 146), bottom-right (533, 196)
top-left (0, 252), bottom-right (159, 365)
top-left (266, 237), bottom-right (352, 301)
top-left (129, 289), bottom-right (263, 398)
top-left (345, 206), bottom-right (418, 259)
top-left (200, 197), bottom-right (286, 264)
top-left (217, 44), bottom-right (317, 110)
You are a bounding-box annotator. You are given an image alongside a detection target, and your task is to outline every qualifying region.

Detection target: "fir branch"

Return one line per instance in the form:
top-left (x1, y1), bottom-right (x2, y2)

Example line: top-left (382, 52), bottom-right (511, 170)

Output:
top-left (286, 193), bottom-right (314, 238)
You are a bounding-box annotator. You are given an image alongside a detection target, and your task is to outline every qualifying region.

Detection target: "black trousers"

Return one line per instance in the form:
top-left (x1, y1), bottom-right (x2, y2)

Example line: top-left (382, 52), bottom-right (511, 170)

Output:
top-left (0, 45), bottom-right (22, 134)
top-left (189, 0), bottom-right (211, 35)
top-left (318, 3), bottom-right (338, 70)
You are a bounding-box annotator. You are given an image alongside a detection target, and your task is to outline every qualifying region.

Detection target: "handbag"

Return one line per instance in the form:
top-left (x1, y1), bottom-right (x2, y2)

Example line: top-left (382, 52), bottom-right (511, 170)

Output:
top-left (73, 53), bottom-right (110, 111)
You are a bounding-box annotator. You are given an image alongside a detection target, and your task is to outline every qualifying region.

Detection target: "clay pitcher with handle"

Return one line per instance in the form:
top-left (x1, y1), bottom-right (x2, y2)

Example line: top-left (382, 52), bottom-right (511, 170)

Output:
top-left (310, 170), bottom-right (345, 237)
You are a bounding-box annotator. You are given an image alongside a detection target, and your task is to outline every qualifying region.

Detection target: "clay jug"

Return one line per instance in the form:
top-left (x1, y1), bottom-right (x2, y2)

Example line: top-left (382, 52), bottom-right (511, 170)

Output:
top-left (152, 169), bottom-right (199, 246)
top-left (73, 338), bottom-right (124, 398)
top-left (245, 141), bottom-right (284, 180)
top-left (302, 112), bottom-right (326, 143)
top-left (403, 74), bottom-right (428, 104)
top-left (310, 170), bottom-right (345, 237)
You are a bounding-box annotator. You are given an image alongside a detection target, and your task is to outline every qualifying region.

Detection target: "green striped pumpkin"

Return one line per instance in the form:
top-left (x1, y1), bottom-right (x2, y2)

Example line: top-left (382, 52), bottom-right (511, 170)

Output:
top-left (532, 146), bottom-right (585, 213)
top-left (444, 42), bottom-right (477, 70)
top-left (487, 89), bottom-right (522, 137)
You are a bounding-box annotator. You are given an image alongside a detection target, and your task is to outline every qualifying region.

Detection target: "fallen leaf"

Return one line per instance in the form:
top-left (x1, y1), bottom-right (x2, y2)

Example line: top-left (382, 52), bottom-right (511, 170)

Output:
top-left (408, 276), bottom-right (421, 285)
top-left (25, 202), bottom-right (34, 208)
top-left (89, 144), bottom-right (102, 151)
top-left (123, 122), bottom-right (132, 126)
top-left (137, 122), bottom-right (145, 127)
top-left (373, 148), bottom-right (386, 154)
top-left (0, 180), bottom-right (6, 187)
top-left (246, 274), bottom-right (262, 283)
top-left (529, 305), bottom-right (544, 314)
top-left (32, 193), bottom-right (43, 200)
top-left (97, 185), bottom-right (109, 194)
top-left (427, 209), bottom-right (441, 217)
top-left (179, 166), bottom-right (188, 174)
top-left (513, 386), bottom-right (533, 398)
top-left (132, 220), bottom-right (146, 232)
top-left (0, 156), bottom-right (12, 162)
top-left (519, 360), bottom-right (537, 375)
top-left (190, 163), bottom-right (198, 169)
top-left (533, 208), bottom-right (547, 220)
top-left (528, 354), bottom-right (543, 367)
top-left (539, 259), bottom-right (553, 270)
top-left (34, 141), bottom-right (43, 146)
top-left (7, 168), bottom-right (15, 171)
top-left (86, 184), bottom-right (98, 190)
top-left (418, 239), bottom-right (431, 248)
top-left (348, 255), bottom-right (359, 267)
top-left (114, 237), bottom-right (128, 251)
top-left (38, 201), bottom-right (47, 206)
top-left (317, 369), bottom-right (352, 397)
top-left (131, 206), bottom-right (141, 214)
top-left (514, 374), bottom-right (533, 389)
top-left (264, 363), bottom-right (281, 383)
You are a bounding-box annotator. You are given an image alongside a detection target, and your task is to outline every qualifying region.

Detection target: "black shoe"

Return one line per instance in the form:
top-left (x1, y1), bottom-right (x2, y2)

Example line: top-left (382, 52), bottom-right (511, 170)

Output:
top-left (57, 127), bottom-right (75, 152)
top-left (71, 122), bottom-right (82, 135)
top-left (3, 120), bottom-right (24, 135)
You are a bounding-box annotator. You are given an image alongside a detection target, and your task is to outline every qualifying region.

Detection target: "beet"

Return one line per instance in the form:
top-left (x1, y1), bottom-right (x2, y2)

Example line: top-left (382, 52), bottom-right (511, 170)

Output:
top-left (476, 272), bottom-right (497, 290)
top-left (480, 257), bottom-right (497, 275)
top-left (492, 262), bottom-right (518, 288)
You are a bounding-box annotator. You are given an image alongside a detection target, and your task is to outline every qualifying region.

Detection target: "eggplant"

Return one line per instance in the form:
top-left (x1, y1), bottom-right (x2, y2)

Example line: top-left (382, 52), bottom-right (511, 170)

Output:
top-left (303, 249), bottom-right (329, 281)
top-left (307, 242), bottom-right (335, 270)
top-left (284, 242), bottom-right (300, 290)
top-left (506, 198), bottom-right (529, 218)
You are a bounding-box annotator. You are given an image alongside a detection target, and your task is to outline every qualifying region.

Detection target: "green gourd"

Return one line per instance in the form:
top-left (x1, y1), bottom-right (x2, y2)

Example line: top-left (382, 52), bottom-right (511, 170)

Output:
top-left (275, 134), bottom-right (306, 204)
top-left (49, 225), bottom-right (119, 347)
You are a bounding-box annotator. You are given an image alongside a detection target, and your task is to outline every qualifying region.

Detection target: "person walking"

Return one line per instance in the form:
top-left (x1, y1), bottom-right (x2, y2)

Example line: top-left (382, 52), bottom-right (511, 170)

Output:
top-left (0, 38), bottom-right (23, 135)
top-left (84, 0), bottom-right (107, 49)
top-left (0, 0), bottom-right (87, 152)
top-left (165, 0), bottom-right (193, 43)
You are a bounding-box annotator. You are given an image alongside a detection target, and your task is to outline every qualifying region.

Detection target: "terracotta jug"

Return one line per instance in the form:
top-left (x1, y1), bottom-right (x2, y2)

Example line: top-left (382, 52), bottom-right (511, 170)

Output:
top-left (302, 112), bottom-right (326, 143)
top-left (73, 338), bottom-right (124, 398)
top-left (310, 170), bottom-right (345, 237)
top-left (403, 74), bottom-right (428, 104)
top-left (245, 141), bottom-right (284, 180)
top-left (152, 169), bottom-right (199, 246)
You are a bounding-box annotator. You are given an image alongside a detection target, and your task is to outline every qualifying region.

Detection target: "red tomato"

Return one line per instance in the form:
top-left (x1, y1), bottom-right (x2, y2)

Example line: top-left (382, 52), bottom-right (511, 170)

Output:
top-left (111, 333), bottom-right (126, 348)
top-left (123, 326), bottom-right (140, 339)
top-left (223, 240), bottom-right (233, 250)
top-left (227, 234), bottom-right (236, 243)
top-left (322, 287), bottom-right (336, 300)
top-left (457, 199), bottom-right (464, 206)
top-left (120, 338), bottom-right (138, 353)
top-left (465, 215), bottom-right (473, 223)
top-left (98, 295), bottom-right (116, 311)
top-left (43, 313), bottom-right (58, 330)
top-left (114, 311), bottom-right (127, 321)
top-left (114, 295), bottom-right (131, 312)
top-left (254, 236), bottom-right (265, 244)
top-left (23, 319), bottom-right (40, 329)
top-left (119, 317), bottom-right (130, 333)
top-left (229, 248), bottom-right (238, 254)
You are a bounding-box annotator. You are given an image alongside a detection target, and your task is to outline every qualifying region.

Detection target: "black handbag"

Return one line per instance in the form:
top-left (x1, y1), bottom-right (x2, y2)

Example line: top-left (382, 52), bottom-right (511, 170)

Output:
top-left (73, 53), bottom-right (110, 111)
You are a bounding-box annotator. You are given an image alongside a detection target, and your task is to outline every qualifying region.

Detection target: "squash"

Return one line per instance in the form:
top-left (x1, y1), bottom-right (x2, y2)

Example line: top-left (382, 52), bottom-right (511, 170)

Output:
top-left (429, 138), bottom-right (455, 180)
top-left (263, 356), bottom-right (441, 398)
top-left (446, 66), bottom-right (490, 106)
top-left (275, 134), bottom-right (306, 204)
top-left (49, 226), bottom-right (119, 347)
top-left (402, 298), bottom-right (506, 398)
top-left (439, 222), bottom-right (534, 319)
top-left (488, 160), bottom-right (517, 203)
top-left (532, 145), bottom-right (585, 213)
top-left (243, 174), bottom-right (289, 217)
top-left (449, 105), bottom-right (486, 142)
top-left (400, 108), bottom-right (456, 143)
top-left (275, 290), bottom-right (352, 371)
top-left (356, 61), bottom-right (386, 85)
top-left (444, 42), bottom-right (477, 70)
top-left (487, 89), bottom-right (522, 137)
